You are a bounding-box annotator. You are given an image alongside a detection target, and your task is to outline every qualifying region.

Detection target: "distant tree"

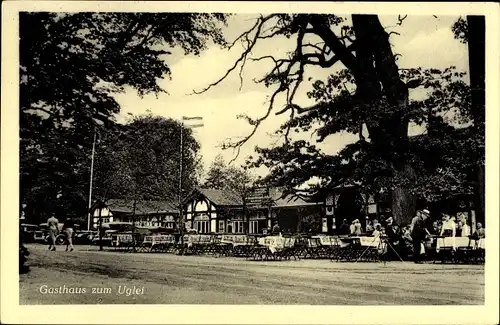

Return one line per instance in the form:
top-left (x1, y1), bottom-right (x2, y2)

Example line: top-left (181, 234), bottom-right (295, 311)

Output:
top-left (203, 154), bottom-right (254, 195)
top-left (20, 12), bottom-right (228, 223)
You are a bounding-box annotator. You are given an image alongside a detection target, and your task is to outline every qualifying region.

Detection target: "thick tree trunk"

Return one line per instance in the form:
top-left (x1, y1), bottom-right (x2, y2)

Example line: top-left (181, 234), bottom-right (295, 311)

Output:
top-left (476, 164), bottom-right (485, 225)
top-left (313, 15), bottom-right (419, 224)
top-left (467, 16), bottom-right (485, 225)
top-left (351, 15), bottom-right (418, 225)
top-left (391, 163), bottom-right (418, 226)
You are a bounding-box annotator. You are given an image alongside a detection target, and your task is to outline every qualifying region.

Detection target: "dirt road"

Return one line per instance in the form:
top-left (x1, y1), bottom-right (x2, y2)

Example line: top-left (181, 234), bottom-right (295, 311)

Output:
top-left (20, 244), bottom-right (484, 305)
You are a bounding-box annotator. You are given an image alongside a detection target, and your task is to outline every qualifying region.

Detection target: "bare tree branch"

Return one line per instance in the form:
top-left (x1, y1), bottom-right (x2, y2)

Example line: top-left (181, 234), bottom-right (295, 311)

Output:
top-left (189, 14), bottom-right (278, 95)
top-left (193, 14), bottom-right (362, 162)
top-left (397, 14), bottom-right (408, 26)
top-left (223, 86), bottom-right (287, 162)
top-left (303, 42), bottom-right (326, 53)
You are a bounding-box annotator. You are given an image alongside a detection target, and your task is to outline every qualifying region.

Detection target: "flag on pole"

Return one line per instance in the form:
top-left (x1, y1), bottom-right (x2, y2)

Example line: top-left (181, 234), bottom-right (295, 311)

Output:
top-left (182, 116), bottom-right (203, 121)
top-left (182, 116), bottom-right (204, 128)
top-left (185, 124), bottom-right (204, 128)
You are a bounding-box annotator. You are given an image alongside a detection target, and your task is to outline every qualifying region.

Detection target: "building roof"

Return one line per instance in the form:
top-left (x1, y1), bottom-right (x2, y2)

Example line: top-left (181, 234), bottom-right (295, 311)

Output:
top-left (191, 187), bottom-right (322, 209)
top-left (197, 188), bottom-right (243, 207)
top-left (270, 188), bottom-right (323, 207)
top-left (105, 199), bottom-right (179, 215)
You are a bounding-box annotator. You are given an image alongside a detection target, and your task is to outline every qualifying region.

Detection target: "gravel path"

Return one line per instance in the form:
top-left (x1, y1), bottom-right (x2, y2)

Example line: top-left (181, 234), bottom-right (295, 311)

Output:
top-left (20, 244), bottom-right (484, 305)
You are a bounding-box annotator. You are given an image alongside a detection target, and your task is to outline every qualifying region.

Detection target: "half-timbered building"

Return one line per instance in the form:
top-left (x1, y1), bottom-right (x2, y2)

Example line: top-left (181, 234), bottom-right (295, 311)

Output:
top-left (91, 199), bottom-right (179, 230)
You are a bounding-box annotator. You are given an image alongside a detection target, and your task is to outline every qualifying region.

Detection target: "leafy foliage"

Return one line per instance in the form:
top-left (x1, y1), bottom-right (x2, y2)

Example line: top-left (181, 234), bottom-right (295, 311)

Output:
top-left (249, 64), bottom-right (474, 203)
top-left (20, 12), bottom-right (227, 224)
top-left (93, 114), bottom-right (202, 204)
top-left (452, 17), bottom-right (468, 43)
top-left (195, 14), bottom-right (482, 224)
top-left (203, 154), bottom-right (255, 196)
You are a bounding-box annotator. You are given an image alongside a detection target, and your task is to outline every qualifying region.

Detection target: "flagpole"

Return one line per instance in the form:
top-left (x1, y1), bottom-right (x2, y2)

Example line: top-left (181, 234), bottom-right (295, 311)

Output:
top-left (179, 116), bottom-right (204, 252)
top-left (87, 129), bottom-right (97, 231)
top-left (179, 120), bottom-right (184, 254)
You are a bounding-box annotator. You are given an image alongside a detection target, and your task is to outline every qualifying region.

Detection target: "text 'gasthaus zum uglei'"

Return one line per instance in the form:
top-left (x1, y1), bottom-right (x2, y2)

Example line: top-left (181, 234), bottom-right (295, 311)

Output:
top-left (39, 285), bottom-right (145, 296)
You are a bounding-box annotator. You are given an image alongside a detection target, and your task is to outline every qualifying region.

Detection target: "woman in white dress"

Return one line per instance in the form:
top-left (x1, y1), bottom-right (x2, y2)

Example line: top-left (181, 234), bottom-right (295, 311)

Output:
top-left (459, 219), bottom-right (471, 237)
top-left (440, 214), bottom-right (456, 237)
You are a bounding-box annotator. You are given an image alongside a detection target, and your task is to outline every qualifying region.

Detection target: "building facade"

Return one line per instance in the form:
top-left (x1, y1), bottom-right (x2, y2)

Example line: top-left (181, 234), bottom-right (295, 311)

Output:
top-left (183, 188), bottom-right (324, 234)
top-left (91, 199), bottom-right (179, 230)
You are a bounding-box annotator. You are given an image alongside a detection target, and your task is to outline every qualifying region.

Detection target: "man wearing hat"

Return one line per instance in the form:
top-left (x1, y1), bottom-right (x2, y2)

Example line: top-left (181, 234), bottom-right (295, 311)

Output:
top-left (410, 209), bottom-right (431, 263)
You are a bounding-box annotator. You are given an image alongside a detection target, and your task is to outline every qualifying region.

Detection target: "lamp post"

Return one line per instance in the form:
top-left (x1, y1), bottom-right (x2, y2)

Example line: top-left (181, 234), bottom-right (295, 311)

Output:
top-left (178, 116), bottom-right (204, 254)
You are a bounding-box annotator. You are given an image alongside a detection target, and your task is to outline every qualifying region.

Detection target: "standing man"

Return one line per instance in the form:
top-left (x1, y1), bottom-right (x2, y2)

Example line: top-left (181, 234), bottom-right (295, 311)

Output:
top-left (410, 209), bottom-right (431, 263)
top-left (47, 214), bottom-right (59, 251)
top-left (63, 217), bottom-right (75, 252)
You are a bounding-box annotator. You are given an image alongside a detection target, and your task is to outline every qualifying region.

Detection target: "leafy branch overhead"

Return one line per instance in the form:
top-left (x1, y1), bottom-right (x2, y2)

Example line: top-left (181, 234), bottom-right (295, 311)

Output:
top-left (20, 12), bottom-right (228, 223)
top-left (193, 14), bottom-right (432, 150)
top-left (193, 14), bottom-right (481, 224)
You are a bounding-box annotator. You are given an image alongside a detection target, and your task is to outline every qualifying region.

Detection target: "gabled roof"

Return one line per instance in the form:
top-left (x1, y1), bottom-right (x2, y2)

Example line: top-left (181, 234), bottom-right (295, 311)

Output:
top-left (104, 199), bottom-right (179, 215)
top-left (270, 188), bottom-right (323, 207)
top-left (190, 187), bottom-right (322, 209)
top-left (196, 188), bottom-right (243, 207)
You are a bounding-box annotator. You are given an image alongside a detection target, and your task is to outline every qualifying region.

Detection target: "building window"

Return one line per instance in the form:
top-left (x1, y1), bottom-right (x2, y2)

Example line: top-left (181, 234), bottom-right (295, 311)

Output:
top-left (218, 220), bottom-right (225, 233)
top-left (249, 220), bottom-right (259, 234)
top-left (194, 220), bottom-right (210, 234)
top-left (233, 221), bottom-right (244, 234)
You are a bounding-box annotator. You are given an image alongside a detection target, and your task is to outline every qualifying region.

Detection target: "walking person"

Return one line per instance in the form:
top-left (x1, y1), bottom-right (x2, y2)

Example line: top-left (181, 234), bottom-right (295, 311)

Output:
top-left (410, 209), bottom-right (431, 263)
top-left (63, 217), bottom-right (75, 251)
top-left (47, 214), bottom-right (59, 251)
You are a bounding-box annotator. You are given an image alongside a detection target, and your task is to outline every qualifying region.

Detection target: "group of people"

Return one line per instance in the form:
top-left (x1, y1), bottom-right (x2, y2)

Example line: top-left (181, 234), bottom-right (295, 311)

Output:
top-left (337, 209), bottom-right (485, 263)
top-left (337, 217), bottom-right (386, 236)
top-left (46, 215), bottom-right (75, 252)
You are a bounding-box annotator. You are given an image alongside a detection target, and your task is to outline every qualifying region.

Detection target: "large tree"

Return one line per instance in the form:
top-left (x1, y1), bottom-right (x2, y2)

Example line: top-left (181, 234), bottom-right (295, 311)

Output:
top-left (194, 14), bottom-right (476, 226)
top-left (93, 114), bottom-right (202, 205)
top-left (20, 12), bottom-right (228, 223)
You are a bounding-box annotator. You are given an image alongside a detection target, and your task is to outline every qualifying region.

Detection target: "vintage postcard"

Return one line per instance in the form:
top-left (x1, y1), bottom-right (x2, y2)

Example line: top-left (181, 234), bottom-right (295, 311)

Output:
top-left (1, 1), bottom-right (499, 324)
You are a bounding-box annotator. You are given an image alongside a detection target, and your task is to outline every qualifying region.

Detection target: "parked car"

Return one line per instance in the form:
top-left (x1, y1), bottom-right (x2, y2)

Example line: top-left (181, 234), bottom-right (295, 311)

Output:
top-left (74, 231), bottom-right (97, 245)
top-left (91, 230), bottom-right (114, 246)
top-left (20, 224), bottom-right (40, 243)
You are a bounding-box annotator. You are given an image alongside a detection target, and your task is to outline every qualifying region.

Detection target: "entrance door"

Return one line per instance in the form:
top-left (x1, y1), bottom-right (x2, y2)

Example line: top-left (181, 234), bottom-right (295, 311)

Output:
top-left (335, 187), bottom-right (364, 230)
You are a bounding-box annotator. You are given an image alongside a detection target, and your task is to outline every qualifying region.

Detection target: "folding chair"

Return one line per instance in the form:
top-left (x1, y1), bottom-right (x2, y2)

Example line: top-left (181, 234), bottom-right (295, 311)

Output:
top-left (277, 237), bottom-right (298, 261)
top-left (139, 236), bottom-right (154, 252)
top-left (327, 236), bottom-right (342, 260)
top-left (434, 236), bottom-right (455, 263)
top-left (335, 237), bottom-right (361, 262)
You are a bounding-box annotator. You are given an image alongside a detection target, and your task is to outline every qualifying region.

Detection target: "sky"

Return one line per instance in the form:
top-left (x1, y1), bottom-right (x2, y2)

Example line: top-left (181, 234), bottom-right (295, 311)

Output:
top-left (112, 14), bottom-right (469, 179)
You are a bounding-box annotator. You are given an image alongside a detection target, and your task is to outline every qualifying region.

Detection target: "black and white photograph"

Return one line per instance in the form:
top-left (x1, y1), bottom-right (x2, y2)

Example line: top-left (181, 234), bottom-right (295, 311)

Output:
top-left (2, 1), bottom-right (499, 324)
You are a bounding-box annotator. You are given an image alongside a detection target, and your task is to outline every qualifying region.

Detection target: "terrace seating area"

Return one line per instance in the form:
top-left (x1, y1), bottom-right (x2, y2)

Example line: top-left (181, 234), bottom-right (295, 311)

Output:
top-left (98, 231), bottom-right (485, 264)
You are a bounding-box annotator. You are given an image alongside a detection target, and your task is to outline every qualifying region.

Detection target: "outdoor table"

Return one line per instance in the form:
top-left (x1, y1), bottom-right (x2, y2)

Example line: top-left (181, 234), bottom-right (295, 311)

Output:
top-left (249, 236), bottom-right (297, 261)
top-left (472, 237), bottom-right (485, 250)
top-left (112, 234), bottom-right (133, 246)
top-left (334, 236), bottom-right (385, 262)
top-left (434, 236), bottom-right (485, 264)
top-left (257, 236), bottom-right (286, 253)
top-left (141, 235), bottom-right (176, 252)
top-left (220, 235), bottom-right (255, 257)
top-left (312, 235), bottom-right (338, 246)
top-left (435, 236), bottom-right (471, 252)
top-left (111, 233), bottom-right (139, 252)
